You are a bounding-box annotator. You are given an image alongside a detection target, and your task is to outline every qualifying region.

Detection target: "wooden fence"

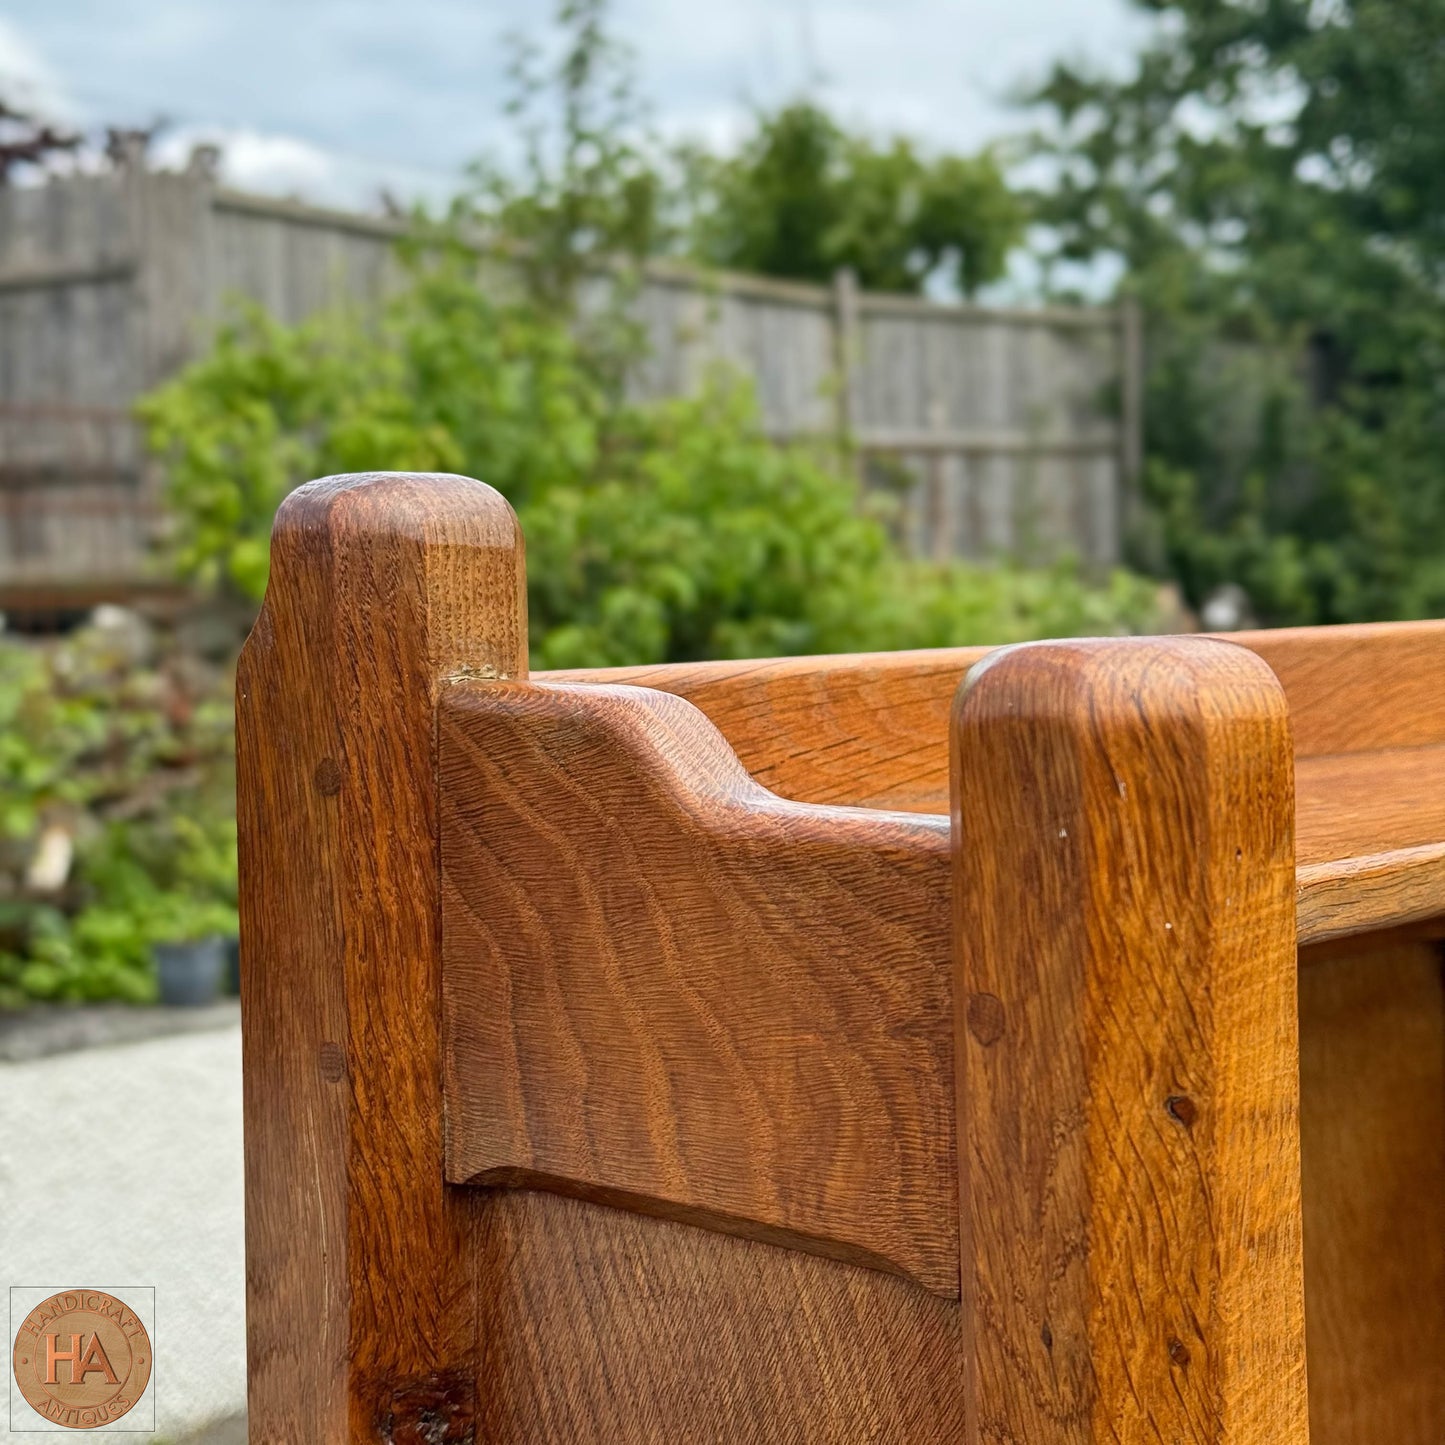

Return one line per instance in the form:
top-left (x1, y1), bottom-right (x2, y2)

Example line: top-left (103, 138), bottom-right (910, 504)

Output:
top-left (0, 161), bottom-right (1141, 603)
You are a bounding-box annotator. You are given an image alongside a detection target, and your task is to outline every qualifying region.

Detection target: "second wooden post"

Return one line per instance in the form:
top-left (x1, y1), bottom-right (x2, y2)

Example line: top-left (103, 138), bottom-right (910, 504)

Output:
top-left (952, 637), bottom-right (1308, 1444)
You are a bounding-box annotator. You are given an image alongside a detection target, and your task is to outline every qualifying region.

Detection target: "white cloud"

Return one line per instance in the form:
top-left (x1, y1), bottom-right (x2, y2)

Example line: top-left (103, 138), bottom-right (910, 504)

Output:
top-left (0, 15), bottom-right (76, 121)
top-left (154, 125), bottom-right (333, 192)
top-left (152, 122), bottom-right (460, 212)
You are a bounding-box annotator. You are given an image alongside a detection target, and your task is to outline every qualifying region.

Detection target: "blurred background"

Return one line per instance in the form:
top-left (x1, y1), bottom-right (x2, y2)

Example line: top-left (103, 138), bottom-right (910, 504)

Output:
top-left (1, 0), bottom-right (1440, 1436)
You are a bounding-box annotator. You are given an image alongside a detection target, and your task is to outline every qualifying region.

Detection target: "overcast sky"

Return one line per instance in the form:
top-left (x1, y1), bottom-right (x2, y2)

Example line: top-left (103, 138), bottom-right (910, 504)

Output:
top-left (0, 1), bottom-right (1148, 209)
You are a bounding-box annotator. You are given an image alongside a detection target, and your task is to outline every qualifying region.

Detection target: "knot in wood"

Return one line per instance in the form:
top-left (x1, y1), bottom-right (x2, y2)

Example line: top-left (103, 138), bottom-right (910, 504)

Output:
top-left (966, 992), bottom-right (1006, 1047)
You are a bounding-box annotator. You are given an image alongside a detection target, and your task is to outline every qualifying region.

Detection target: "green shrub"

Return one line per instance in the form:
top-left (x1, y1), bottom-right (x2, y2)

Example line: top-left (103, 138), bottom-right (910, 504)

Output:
top-left (0, 623), bottom-right (236, 1009)
top-left (140, 256), bottom-right (1160, 669)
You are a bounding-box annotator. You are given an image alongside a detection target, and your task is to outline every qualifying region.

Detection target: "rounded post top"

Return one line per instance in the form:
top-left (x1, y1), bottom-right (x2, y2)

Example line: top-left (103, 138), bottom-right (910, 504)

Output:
top-left (954, 634), bottom-right (1290, 736)
top-left (244, 471), bottom-right (528, 684)
top-left (275, 471), bottom-right (521, 551)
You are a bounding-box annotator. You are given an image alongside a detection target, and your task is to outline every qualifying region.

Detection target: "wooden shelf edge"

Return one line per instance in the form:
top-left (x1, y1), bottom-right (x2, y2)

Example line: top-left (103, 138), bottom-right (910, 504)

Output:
top-left (1297, 842), bottom-right (1445, 946)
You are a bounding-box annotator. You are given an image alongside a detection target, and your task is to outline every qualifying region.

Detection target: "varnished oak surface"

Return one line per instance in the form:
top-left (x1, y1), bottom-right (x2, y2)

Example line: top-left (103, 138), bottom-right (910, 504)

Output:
top-left (534, 655), bottom-right (1445, 945)
top-left (1296, 845), bottom-right (1445, 945)
top-left (1297, 745), bottom-right (1445, 861)
top-left (543, 646), bottom-right (993, 811)
top-left (1298, 938), bottom-right (1445, 1444)
top-left (238, 472), bottom-right (527, 1443)
top-left (542, 619), bottom-right (1445, 809)
top-left (471, 1189), bottom-right (966, 1443)
top-left (440, 679), bottom-right (957, 1296)
top-left (1295, 746), bottom-right (1445, 942)
top-left (243, 471), bottom-right (971, 1443)
top-left (952, 638), bottom-right (1308, 1445)
top-left (240, 471), bottom-right (1443, 1443)
top-left (548, 625), bottom-right (1445, 942)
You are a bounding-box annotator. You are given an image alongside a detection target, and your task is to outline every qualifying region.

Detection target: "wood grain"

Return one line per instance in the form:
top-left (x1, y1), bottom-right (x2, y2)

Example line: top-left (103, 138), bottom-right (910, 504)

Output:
top-left (440, 679), bottom-right (957, 1296)
top-left (540, 646), bottom-right (991, 811)
top-left (461, 1110), bottom-right (970, 1440)
top-left (951, 637), bottom-right (1309, 1445)
top-left (470, 1189), bottom-right (966, 1444)
top-left (1249, 621), bottom-right (1445, 755)
top-left (1296, 745), bottom-right (1445, 861)
top-left (545, 620), bottom-right (1445, 810)
top-left (1298, 939), bottom-right (1445, 1444)
top-left (1294, 745), bottom-right (1445, 943)
top-left (236, 466), bottom-right (1442, 1441)
top-left (1297, 844), bottom-right (1445, 945)
top-left (237, 471), bottom-right (526, 1443)
top-left (551, 632), bottom-right (1445, 943)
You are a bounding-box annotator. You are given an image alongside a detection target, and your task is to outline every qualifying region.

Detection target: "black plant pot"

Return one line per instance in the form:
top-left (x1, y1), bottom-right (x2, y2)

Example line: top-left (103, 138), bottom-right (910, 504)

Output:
top-left (223, 935), bottom-right (241, 996)
top-left (154, 936), bottom-right (226, 1007)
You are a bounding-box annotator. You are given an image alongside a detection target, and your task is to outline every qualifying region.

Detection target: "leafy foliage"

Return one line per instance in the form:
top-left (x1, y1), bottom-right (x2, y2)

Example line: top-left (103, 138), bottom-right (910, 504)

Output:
top-left (1028, 0), bottom-right (1445, 624)
top-left (683, 102), bottom-right (1025, 297)
top-left (0, 621), bottom-right (237, 1008)
top-left (141, 0), bottom-right (1143, 666)
top-left (141, 249), bottom-right (1160, 668)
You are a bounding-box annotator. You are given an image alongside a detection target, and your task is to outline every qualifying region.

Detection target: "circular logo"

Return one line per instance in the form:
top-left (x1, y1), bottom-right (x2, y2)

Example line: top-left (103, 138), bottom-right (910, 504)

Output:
top-left (11, 1290), bottom-right (151, 1431)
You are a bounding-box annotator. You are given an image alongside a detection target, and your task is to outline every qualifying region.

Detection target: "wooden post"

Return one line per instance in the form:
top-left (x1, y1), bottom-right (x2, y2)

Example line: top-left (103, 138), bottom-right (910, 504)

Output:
top-left (952, 637), bottom-right (1308, 1444)
top-left (1118, 294), bottom-right (1145, 553)
top-left (926, 397), bottom-right (950, 562)
top-left (237, 472), bottom-right (526, 1443)
top-left (833, 266), bottom-right (862, 476)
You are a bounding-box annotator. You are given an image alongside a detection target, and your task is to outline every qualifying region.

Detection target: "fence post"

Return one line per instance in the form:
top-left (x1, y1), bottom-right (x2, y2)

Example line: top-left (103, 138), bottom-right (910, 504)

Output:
top-left (1118, 293), bottom-right (1145, 556)
top-left (832, 266), bottom-right (862, 473)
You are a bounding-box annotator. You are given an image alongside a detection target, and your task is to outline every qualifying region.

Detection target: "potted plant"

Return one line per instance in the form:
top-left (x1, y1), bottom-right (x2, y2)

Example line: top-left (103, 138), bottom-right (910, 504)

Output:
top-left (223, 934), bottom-right (241, 996)
top-left (148, 896), bottom-right (238, 1007)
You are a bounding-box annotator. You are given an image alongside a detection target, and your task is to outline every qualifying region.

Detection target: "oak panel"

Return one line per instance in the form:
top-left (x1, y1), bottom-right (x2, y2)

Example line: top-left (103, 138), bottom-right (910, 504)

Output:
top-left (1294, 746), bottom-right (1445, 943)
top-left (539, 647), bottom-right (991, 811)
top-left (471, 1190), bottom-right (966, 1444)
top-left (1299, 940), bottom-right (1445, 1444)
top-left (440, 679), bottom-right (957, 1296)
top-left (1296, 746), bottom-right (1445, 863)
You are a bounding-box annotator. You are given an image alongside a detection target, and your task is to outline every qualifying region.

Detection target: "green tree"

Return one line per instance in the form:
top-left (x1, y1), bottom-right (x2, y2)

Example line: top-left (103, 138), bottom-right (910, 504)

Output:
top-left (1027, 0), bottom-right (1445, 624)
top-left (464, 0), bottom-right (665, 310)
top-left (684, 100), bottom-right (1025, 296)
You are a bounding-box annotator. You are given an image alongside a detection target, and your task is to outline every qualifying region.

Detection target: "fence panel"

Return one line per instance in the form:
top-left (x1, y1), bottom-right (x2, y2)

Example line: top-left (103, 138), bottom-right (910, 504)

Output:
top-left (0, 168), bottom-right (1138, 600)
